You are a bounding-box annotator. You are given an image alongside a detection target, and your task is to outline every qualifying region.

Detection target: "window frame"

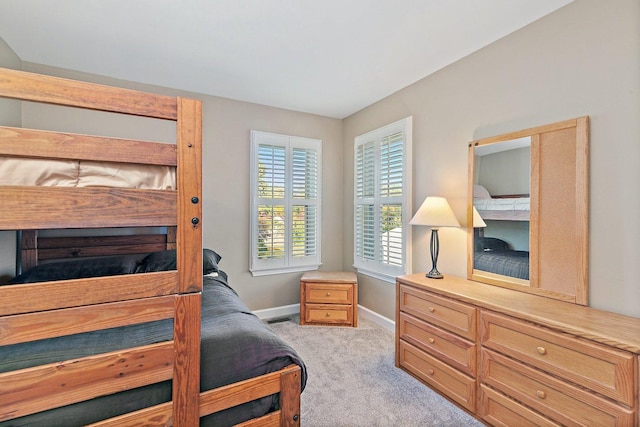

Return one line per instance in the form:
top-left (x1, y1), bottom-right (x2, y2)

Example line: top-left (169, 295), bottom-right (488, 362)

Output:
top-left (353, 117), bottom-right (412, 282)
top-left (250, 130), bottom-right (322, 276)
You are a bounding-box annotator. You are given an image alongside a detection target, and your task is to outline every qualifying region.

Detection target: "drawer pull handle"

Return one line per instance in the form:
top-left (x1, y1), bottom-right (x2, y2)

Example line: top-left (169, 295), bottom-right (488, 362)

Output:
top-left (536, 346), bottom-right (547, 355)
top-left (536, 390), bottom-right (547, 399)
top-left (326, 292), bottom-right (331, 296)
top-left (325, 312), bottom-right (331, 317)
top-left (427, 369), bottom-right (435, 376)
top-left (428, 306), bottom-right (435, 313)
top-left (428, 338), bottom-right (435, 344)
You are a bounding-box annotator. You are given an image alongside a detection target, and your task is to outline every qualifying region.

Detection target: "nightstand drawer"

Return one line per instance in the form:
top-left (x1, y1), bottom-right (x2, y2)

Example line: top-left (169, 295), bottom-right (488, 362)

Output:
top-left (304, 304), bottom-right (352, 325)
top-left (480, 384), bottom-right (561, 427)
top-left (481, 349), bottom-right (635, 427)
top-left (399, 284), bottom-right (477, 340)
top-left (304, 283), bottom-right (353, 304)
top-left (481, 311), bottom-right (635, 406)
top-left (399, 340), bottom-right (476, 412)
top-left (399, 312), bottom-right (477, 377)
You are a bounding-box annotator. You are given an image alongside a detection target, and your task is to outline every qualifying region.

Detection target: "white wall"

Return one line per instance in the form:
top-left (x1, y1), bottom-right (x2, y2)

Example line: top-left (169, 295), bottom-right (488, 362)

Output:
top-left (343, 0), bottom-right (640, 319)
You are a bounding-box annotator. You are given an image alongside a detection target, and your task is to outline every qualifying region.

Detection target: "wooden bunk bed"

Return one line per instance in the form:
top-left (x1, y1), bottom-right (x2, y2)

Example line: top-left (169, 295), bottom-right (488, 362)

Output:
top-left (0, 67), bottom-right (304, 426)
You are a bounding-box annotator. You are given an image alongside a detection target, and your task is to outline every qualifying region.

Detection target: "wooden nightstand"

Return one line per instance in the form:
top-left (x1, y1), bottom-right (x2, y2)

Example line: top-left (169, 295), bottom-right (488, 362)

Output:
top-left (300, 271), bottom-right (358, 327)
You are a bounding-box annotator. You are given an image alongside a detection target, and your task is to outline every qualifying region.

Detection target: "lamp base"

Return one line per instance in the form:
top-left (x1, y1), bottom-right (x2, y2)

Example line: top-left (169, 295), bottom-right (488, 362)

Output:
top-left (426, 268), bottom-right (443, 279)
top-left (426, 228), bottom-right (444, 279)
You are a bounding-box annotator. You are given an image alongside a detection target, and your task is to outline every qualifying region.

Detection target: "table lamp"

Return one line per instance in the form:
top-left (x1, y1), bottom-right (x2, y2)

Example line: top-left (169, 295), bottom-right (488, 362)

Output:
top-left (410, 197), bottom-right (460, 279)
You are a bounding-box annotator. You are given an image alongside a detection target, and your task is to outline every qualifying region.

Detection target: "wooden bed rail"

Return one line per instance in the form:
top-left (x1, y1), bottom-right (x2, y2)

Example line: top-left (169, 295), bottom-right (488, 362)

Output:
top-left (0, 67), bottom-right (177, 119)
top-left (85, 364), bottom-right (303, 427)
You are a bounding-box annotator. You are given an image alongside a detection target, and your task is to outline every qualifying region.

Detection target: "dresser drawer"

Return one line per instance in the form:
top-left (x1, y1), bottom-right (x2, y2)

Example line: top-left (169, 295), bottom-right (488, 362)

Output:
top-left (304, 283), bottom-right (353, 304)
top-left (480, 384), bottom-right (561, 427)
top-left (304, 304), bottom-right (353, 325)
top-left (481, 311), bottom-right (636, 406)
top-left (399, 312), bottom-right (477, 377)
top-left (481, 349), bottom-right (635, 426)
top-left (399, 284), bottom-right (477, 340)
top-left (398, 340), bottom-right (476, 412)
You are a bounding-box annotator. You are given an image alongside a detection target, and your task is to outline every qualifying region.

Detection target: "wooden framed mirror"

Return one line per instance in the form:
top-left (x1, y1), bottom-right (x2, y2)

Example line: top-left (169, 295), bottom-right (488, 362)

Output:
top-left (467, 117), bottom-right (589, 305)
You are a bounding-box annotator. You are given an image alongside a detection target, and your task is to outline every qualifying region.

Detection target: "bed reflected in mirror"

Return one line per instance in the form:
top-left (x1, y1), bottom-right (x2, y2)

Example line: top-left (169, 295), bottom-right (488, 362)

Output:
top-left (473, 137), bottom-right (531, 284)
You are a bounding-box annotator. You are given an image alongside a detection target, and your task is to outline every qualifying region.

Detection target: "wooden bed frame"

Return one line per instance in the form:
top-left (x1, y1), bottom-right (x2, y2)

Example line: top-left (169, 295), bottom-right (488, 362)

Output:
top-left (0, 67), bottom-right (301, 426)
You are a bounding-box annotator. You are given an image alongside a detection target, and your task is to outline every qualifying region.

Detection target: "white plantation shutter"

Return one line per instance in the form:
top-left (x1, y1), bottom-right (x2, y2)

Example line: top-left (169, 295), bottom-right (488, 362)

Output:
top-left (354, 118), bottom-right (412, 281)
top-left (291, 147), bottom-right (318, 260)
top-left (251, 131), bottom-right (321, 275)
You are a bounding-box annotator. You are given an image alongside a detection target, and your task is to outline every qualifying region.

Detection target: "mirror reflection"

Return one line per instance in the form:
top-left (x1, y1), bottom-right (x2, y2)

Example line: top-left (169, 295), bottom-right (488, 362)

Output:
top-left (472, 137), bottom-right (531, 283)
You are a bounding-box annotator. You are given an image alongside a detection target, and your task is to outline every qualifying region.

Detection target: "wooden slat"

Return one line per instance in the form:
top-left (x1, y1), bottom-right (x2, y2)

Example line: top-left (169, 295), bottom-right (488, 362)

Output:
top-left (90, 367), bottom-right (300, 427)
top-left (172, 293), bottom-right (201, 426)
top-left (38, 243), bottom-right (167, 261)
top-left (199, 368), bottom-right (284, 416)
top-left (37, 234), bottom-right (167, 249)
top-left (0, 342), bottom-right (175, 422)
top-left (237, 411), bottom-right (281, 427)
top-left (0, 296), bottom-right (176, 346)
top-left (0, 271), bottom-right (178, 316)
top-left (0, 126), bottom-right (177, 165)
top-left (0, 187), bottom-right (176, 230)
top-left (0, 67), bottom-right (177, 120)
top-left (176, 97), bottom-right (203, 293)
top-left (87, 402), bottom-right (173, 427)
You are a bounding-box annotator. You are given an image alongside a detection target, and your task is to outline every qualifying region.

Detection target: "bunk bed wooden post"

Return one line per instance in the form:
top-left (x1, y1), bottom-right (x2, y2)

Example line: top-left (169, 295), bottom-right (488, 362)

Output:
top-left (173, 96), bottom-right (203, 425)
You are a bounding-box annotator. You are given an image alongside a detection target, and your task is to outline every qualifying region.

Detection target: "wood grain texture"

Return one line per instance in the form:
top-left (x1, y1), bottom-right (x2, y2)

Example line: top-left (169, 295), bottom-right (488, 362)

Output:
top-left (398, 273), bottom-right (640, 355)
top-left (0, 67), bottom-right (177, 119)
top-left (0, 186), bottom-right (177, 230)
top-left (468, 116), bottom-right (589, 305)
top-left (0, 296), bottom-right (175, 346)
top-left (87, 402), bottom-right (173, 427)
top-left (0, 126), bottom-right (177, 165)
top-left (0, 342), bottom-right (174, 422)
top-left (176, 97), bottom-right (203, 294)
top-left (481, 310), bottom-right (635, 406)
top-left (0, 271), bottom-right (179, 316)
top-left (172, 293), bottom-right (201, 426)
top-left (481, 349), bottom-right (634, 426)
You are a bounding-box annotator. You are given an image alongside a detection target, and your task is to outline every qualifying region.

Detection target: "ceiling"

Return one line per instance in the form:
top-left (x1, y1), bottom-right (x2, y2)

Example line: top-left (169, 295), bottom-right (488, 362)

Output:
top-left (0, 0), bottom-right (572, 119)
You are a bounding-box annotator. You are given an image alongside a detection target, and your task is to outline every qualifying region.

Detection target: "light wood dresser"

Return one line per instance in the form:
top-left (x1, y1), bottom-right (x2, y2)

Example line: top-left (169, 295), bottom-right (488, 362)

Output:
top-left (300, 271), bottom-right (358, 327)
top-left (396, 273), bottom-right (640, 426)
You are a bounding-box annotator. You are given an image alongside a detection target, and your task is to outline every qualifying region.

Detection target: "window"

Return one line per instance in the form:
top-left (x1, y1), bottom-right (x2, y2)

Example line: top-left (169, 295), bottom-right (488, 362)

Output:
top-left (354, 117), bottom-right (412, 281)
top-left (250, 131), bottom-right (321, 276)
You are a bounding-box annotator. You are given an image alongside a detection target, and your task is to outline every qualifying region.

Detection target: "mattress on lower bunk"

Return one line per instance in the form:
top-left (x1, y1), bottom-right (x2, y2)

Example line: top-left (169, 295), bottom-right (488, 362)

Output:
top-left (474, 250), bottom-right (529, 280)
top-left (0, 271), bottom-right (307, 426)
top-left (0, 157), bottom-right (176, 189)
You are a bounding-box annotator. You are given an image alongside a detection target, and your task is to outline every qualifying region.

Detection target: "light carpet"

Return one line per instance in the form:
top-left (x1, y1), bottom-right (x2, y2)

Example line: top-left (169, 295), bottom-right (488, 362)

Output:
top-left (267, 315), bottom-right (483, 427)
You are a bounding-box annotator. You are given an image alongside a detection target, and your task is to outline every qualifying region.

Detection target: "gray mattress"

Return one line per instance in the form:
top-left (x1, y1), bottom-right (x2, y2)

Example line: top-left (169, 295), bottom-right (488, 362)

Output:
top-left (0, 273), bottom-right (307, 426)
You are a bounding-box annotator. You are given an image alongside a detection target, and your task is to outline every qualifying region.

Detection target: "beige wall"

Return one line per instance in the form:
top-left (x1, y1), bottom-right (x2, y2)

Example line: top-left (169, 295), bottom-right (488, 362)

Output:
top-left (343, 0), bottom-right (640, 319)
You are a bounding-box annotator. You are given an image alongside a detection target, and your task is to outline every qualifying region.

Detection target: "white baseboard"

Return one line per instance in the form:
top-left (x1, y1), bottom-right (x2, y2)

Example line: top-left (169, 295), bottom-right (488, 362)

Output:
top-left (253, 303), bottom-right (299, 321)
top-left (357, 305), bottom-right (395, 333)
top-left (253, 303), bottom-right (395, 333)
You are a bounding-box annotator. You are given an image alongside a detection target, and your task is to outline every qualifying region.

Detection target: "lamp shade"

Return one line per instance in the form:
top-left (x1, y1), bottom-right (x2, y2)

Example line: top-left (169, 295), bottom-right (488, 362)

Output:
top-left (410, 197), bottom-right (460, 228)
top-left (473, 207), bottom-right (487, 228)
